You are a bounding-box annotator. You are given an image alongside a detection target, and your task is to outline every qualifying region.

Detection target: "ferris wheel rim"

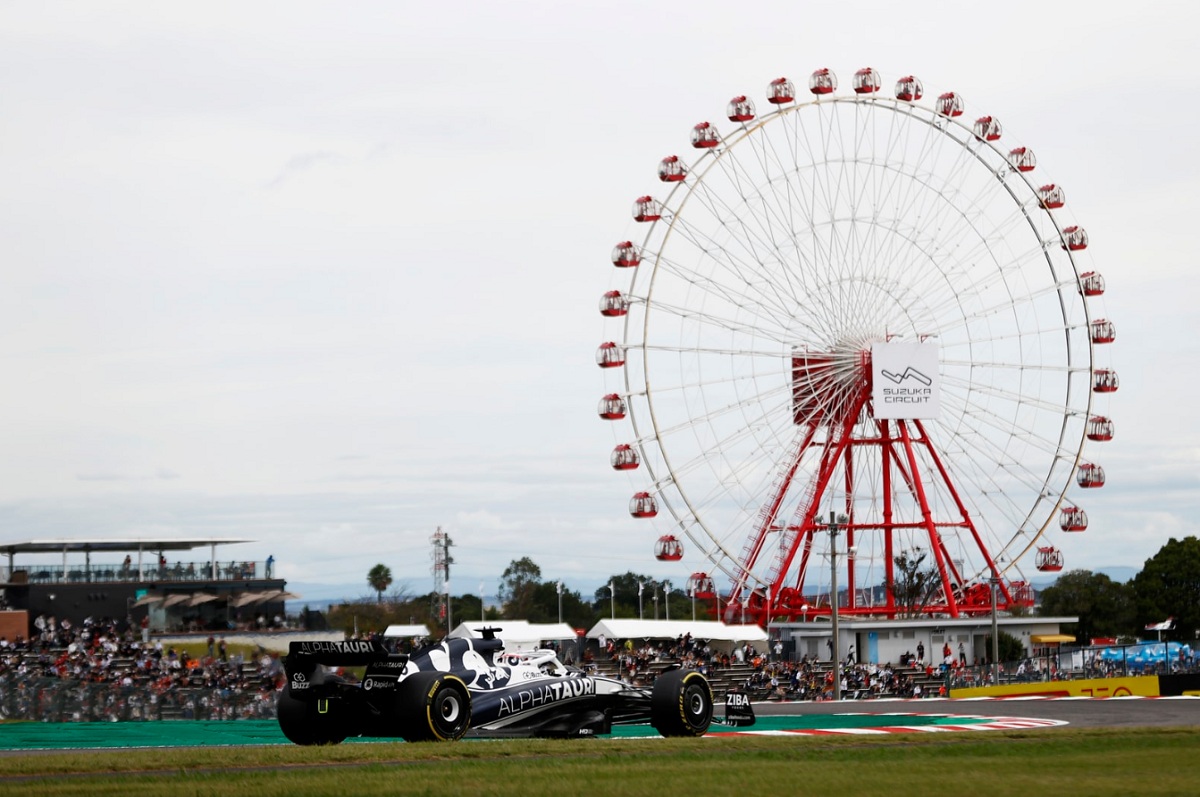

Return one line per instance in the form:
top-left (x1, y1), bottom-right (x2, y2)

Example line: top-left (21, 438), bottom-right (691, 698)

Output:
top-left (602, 69), bottom-right (1112, 610)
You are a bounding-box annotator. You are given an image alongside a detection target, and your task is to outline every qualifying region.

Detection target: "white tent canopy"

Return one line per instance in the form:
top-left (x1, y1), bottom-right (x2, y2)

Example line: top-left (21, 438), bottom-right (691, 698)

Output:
top-left (383, 624), bottom-right (433, 638)
top-left (586, 619), bottom-right (768, 645)
top-left (447, 621), bottom-right (578, 651)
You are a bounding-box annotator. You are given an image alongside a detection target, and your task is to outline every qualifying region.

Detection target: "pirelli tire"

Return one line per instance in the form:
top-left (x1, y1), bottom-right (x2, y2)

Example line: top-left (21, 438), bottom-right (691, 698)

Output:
top-left (397, 672), bottom-right (472, 742)
top-left (650, 668), bottom-right (713, 737)
top-left (277, 686), bottom-right (349, 746)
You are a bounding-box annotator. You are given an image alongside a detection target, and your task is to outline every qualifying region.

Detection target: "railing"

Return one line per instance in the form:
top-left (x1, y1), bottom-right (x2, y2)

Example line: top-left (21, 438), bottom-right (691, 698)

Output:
top-left (12, 560), bottom-right (275, 585)
top-left (944, 647), bottom-right (1199, 690)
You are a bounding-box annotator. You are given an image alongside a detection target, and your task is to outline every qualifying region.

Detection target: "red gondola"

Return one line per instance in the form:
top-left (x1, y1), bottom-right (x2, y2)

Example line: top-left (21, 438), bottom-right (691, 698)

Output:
top-left (1090, 319), bottom-right (1116, 344)
top-left (630, 491), bottom-right (658, 518)
top-left (767, 77), bottom-right (796, 104)
top-left (973, 115), bottom-right (1002, 141)
top-left (1077, 463), bottom-right (1106, 488)
top-left (611, 241), bottom-right (641, 268)
top-left (1007, 146), bottom-right (1037, 172)
top-left (1038, 184), bottom-right (1065, 209)
top-left (1061, 225), bottom-right (1089, 251)
top-left (690, 122), bottom-right (720, 149)
top-left (1093, 368), bottom-right (1119, 393)
top-left (596, 342), bottom-right (624, 369)
top-left (1060, 506), bottom-right (1088, 532)
top-left (894, 75), bottom-right (923, 101)
top-left (597, 394), bottom-right (626, 420)
top-left (1080, 271), bottom-right (1106, 296)
top-left (936, 92), bottom-right (964, 117)
top-left (726, 95), bottom-right (756, 122)
top-left (852, 67), bottom-right (881, 94)
top-left (1086, 416), bottom-right (1114, 442)
top-left (654, 535), bottom-right (684, 561)
top-left (599, 290), bottom-right (629, 317)
top-left (686, 572), bottom-right (715, 597)
top-left (610, 444), bottom-right (640, 471)
top-left (808, 68), bottom-right (837, 95)
top-left (632, 196), bottom-right (662, 223)
top-left (1035, 546), bottom-right (1064, 573)
top-left (658, 155), bottom-right (687, 182)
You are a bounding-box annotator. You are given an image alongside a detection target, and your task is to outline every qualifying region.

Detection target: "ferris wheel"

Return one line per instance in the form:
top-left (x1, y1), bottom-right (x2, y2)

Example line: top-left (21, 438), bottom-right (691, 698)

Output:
top-left (596, 68), bottom-right (1116, 623)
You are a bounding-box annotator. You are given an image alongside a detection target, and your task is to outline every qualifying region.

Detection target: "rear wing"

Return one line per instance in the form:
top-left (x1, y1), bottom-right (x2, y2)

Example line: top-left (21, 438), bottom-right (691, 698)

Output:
top-left (286, 639), bottom-right (397, 667)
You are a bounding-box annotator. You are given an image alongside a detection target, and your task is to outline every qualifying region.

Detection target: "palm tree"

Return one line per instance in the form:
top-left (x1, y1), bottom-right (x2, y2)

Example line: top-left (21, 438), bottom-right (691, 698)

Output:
top-left (367, 563), bottom-right (393, 603)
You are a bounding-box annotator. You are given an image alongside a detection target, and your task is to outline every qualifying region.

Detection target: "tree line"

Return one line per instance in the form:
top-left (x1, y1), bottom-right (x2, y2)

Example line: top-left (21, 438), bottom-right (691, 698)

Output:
top-left (333, 536), bottom-right (1200, 643)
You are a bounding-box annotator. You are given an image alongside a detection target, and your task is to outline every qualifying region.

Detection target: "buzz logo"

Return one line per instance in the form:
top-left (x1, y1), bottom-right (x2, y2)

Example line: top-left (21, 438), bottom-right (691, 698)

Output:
top-left (291, 672), bottom-right (310, 690)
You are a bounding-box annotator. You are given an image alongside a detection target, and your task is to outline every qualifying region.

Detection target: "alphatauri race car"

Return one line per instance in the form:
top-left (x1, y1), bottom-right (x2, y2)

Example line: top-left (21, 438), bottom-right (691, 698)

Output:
top-left (278, 629), bottom-right (753, 744)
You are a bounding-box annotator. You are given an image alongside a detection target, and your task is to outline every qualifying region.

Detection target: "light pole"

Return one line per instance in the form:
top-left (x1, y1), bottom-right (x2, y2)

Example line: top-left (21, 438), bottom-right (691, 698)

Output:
top-left (690, 587), bottom-right (696, 621)
top-left (989, 575), bottom-right (1001, 685)
top-left (830, 511), bottom-right (848, 701)
top-left (653, 583), bottom-right (659, 620)
top-left (664, 581), bottom-right (670, 621)
top-left (557, 580), bottom-right (563, 625)
top-left (801, 603), bottom-right (809, 623)
top-left (638, 581), bottom-right (644, 620)
top-left (609, 582), bottom-right (616, 620)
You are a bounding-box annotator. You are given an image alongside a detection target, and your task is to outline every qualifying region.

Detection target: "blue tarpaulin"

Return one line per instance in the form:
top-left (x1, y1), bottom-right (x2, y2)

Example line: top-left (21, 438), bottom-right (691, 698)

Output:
top-left (1096, 641), bottom-right (1193, 665)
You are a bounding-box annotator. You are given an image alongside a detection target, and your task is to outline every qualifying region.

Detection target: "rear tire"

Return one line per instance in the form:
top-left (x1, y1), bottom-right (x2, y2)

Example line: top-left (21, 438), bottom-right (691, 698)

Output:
top-left (397, 672), bottom-right (471, 742)
top-left (277, 688), bottom-right (349, 746)
top-left (650, 669), bottom-right (713, 737)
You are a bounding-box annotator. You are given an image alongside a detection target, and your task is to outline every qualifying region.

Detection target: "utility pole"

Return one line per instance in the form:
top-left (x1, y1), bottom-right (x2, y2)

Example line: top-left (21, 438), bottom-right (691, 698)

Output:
top-left (830, 512), bottom-right (848, 701)
top-left (431, 527), bottom-right (453, 633)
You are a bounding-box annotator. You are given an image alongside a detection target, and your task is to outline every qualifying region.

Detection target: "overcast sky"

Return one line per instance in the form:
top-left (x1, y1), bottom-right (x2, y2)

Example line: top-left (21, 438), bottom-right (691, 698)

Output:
top-left (1, 1), bottom-right (1196, 605)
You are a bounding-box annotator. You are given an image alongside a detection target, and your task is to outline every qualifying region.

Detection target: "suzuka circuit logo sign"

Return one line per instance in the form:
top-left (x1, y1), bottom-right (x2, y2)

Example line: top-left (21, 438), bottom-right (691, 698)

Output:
top-left (871, 342), bottom-right (941, 420)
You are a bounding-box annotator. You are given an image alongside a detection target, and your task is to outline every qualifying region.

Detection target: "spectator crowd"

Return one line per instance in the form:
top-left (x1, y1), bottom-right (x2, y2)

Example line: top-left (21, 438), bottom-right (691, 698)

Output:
top-left (0, 614), bottom-right (283, 722)
top-left (590, 634), bottom-right (936, 700)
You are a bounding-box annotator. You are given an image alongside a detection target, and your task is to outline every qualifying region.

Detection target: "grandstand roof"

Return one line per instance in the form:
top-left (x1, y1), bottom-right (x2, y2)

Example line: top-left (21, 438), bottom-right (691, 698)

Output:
top-left (0, 538), bottom-right (251, 557)
top-left (585, 619), bottom-right (768, 643)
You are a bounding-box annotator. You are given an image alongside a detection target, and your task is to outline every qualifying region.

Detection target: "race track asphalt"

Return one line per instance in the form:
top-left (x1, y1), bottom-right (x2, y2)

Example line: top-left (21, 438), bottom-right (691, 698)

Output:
top-left (749, 696), bottom-right (1200, 728)
top-left (0, 697), bottom-right (1193, 752)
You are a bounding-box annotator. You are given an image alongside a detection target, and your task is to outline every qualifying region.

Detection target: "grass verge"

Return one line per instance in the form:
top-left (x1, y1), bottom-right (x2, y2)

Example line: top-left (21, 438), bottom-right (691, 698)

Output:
top-left (0, 727), bottom-right (1196, 797)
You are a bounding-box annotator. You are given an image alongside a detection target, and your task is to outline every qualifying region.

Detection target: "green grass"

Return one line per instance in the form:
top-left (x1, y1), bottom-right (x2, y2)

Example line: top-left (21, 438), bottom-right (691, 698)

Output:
top-left (0, 728), bottom-right (1197, 797)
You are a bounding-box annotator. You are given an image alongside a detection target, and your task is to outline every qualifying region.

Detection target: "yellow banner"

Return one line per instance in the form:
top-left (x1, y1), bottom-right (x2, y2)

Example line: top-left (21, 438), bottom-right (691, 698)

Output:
top-left (951, 676), bottom-right (1159, 699)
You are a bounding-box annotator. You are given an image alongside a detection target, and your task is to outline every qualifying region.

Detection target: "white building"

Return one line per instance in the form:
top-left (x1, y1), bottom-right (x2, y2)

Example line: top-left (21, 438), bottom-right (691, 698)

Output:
top-left (775, 615), bottom-right (1078, 665)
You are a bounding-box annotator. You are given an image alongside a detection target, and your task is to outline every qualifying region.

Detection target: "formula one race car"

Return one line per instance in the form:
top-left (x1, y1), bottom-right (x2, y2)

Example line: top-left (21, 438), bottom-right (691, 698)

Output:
top-left (278, 629), bottom-right (749, 744)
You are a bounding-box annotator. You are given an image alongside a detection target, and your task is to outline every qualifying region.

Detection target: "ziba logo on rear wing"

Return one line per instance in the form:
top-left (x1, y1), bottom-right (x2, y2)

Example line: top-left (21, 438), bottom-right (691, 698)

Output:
top-left (718, 689), bottom-right (756, 727)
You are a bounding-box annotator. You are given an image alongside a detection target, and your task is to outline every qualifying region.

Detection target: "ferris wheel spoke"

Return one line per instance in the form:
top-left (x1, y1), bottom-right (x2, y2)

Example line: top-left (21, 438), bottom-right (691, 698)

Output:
top-left (644, 252), bottom-right (806, 340)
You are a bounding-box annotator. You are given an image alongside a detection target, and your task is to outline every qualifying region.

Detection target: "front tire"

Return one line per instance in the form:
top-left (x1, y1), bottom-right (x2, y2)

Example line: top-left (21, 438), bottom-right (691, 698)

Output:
top-left (650, 669), bottom-right (713, 737)
top-left (397, 672), bottom-right (471, 742)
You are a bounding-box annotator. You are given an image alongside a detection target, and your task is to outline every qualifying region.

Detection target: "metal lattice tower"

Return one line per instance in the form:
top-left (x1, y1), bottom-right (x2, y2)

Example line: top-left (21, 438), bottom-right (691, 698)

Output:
top-left (430, 527), bottom-right (454, 627)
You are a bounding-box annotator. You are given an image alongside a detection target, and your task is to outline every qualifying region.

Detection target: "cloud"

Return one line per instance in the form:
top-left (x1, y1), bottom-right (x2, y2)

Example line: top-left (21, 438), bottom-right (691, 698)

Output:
top-left (264, 151), bottom-right (338, 189)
